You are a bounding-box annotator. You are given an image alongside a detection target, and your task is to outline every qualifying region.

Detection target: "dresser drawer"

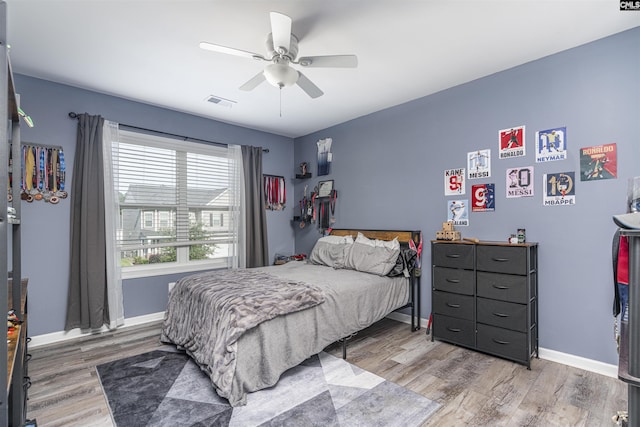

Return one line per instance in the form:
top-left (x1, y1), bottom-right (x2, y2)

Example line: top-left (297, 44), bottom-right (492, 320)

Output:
top-left (477, 271), bottom-right (529, 303)
top-left (477, 298), bottom-right (527, 332)
top-left (476, 323), bottom-right (527, 362)
top-left (433, 291), bottom-right (474, 320)
top-left (432, 243), bottom-right (474, 269)
top-left (433, 267), bottom-right (475, 295)
top-left (433, 314), bottom-right (475, 347)
top-left (477, 245), bottom-right (527, 275)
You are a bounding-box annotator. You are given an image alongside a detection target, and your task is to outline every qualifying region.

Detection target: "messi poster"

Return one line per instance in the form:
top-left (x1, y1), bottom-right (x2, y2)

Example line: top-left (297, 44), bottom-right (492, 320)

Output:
top-left (472, 183), bottom-right (495, 212)
top-left (506, 167), bottom-right (534, 198)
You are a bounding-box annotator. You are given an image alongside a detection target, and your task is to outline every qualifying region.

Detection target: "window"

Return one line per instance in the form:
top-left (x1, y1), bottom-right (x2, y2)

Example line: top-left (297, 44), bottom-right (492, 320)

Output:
top-left (108, 129), bottom-right (240, 278)
top-left (143, 211), bottom-right (154, 229)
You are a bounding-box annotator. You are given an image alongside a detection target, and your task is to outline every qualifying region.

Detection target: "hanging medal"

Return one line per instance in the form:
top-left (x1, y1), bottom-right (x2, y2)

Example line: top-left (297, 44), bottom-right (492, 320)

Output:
top-left (57, 149), bottom-right (67, 199)
top-left (20, 145), bottom-right (27, 200)
top-left (329, 190), bottom-right (337, 224)
top-left (49, 148), bottom-right (60, 204)
top-left (34, 147), bottom-right (45, 201)
top-left (24, 146), bottom-right (35, 202)
top-left (7, 143), bottom-right (12, 202)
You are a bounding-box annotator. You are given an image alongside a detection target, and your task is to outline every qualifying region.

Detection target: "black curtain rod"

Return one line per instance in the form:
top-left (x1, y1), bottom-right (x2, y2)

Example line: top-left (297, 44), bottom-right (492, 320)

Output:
top-left (68, 112), bottom-right (269, 153)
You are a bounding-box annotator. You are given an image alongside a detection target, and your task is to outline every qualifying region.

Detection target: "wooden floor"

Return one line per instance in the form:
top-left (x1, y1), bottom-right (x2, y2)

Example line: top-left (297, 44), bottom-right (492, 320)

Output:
top-left (26, 318), bottom-right (627, 426)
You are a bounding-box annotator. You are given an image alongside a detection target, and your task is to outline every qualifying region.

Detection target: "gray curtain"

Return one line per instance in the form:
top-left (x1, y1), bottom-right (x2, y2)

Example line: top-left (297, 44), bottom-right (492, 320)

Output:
top-left (65, 114), bottom-right (110, 330)
top-left (242, 145), bottom-right (269, 267)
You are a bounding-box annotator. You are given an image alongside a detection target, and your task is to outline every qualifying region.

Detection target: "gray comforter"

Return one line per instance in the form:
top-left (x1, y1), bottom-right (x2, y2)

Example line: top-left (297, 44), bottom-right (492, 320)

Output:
top-left (161, 261), bottom-right (409, 406)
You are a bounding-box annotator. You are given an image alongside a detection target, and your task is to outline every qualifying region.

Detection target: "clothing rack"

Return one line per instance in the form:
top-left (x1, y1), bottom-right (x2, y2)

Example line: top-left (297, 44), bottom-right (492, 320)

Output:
top-left (68, 112), bottom-right (269, 153)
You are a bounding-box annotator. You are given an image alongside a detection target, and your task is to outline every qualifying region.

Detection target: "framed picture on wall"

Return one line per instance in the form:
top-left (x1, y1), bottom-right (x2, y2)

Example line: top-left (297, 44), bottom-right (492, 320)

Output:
top-left (317, 179), bottom-right (334, 198)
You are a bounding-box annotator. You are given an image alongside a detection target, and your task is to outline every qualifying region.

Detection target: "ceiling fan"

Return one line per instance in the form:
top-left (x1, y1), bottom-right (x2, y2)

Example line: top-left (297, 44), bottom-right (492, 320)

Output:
top-left (199, 12), bottom-right (358, 99)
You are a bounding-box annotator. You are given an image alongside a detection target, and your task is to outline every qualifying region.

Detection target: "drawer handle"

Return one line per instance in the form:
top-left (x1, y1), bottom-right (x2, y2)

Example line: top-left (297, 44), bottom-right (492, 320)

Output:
top-left (492, 284), bottom-right (509, 290)
top-left (446, 303), bottom-right (461, 308)
top-left (446, 327), bottom-right (462, 333)
top-left (493, 312), bottom-right (509, 318)
top-left (446, 278), bottom-right (460, 283)
top-left (492, 257), bottom-right (509, 262)
top-left (446, 254), bottom-right (461, 258)
top-left (492, 338), bottom-right (510, 345)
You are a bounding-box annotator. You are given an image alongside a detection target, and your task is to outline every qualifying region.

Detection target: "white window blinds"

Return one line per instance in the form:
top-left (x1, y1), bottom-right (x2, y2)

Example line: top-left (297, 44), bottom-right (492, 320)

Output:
top-left (110, 129), bottom-right (239, 274)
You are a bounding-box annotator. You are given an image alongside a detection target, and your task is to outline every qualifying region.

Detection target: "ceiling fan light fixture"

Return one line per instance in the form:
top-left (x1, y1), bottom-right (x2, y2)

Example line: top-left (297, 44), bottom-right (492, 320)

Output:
top-left (264, 63), bottom-right (299, 88)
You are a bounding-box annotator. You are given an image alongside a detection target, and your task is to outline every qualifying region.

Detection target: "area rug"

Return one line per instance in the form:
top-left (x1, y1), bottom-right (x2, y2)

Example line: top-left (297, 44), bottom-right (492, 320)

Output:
top-left (96, 347), bottom-right (440, 426)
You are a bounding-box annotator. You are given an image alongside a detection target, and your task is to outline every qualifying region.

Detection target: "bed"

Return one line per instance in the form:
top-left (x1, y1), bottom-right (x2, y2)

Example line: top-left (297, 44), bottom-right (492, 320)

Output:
top-left (160, 228), bottom-right (422, 406)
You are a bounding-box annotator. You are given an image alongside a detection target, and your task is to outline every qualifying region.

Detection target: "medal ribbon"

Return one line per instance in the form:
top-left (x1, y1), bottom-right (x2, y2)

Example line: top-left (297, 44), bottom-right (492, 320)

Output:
top-left (58, 149), bottom-right (66, 191)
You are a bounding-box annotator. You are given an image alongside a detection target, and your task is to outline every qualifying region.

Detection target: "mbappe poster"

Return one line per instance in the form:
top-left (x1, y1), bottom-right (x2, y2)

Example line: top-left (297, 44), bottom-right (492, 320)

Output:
top-left (543, 171), bottom-right (576, 206)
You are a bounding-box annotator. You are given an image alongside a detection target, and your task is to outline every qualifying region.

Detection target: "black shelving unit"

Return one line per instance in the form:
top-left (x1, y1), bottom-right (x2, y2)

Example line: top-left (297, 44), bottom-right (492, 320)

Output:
top-left (1, 2), bottom-right (27, 424)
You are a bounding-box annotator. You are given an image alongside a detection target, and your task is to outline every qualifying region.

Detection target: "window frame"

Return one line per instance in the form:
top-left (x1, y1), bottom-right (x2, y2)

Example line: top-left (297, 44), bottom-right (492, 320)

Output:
top-left (111, 130), bottom-right (237, 279)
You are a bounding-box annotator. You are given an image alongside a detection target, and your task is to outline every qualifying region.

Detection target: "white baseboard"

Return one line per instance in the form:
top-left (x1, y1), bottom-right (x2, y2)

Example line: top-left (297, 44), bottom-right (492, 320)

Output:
top-left (30, 310), bottom-right (618, 379)
top-left (29, 311), bottom-right (165, 348)
top-left (387, 312), bottom-right (618, 379)
top-left (537, 347), bottom-right (618, 378)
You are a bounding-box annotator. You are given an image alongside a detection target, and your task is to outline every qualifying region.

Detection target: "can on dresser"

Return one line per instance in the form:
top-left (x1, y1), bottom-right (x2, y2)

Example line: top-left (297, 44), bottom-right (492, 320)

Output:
top-left (517, 228), bottom-right (526, 243)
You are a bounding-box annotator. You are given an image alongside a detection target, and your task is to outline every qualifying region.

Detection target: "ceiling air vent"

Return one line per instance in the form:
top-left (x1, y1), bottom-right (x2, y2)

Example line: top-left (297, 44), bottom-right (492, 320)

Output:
top-left (205, 95), bottom-right (236, 108)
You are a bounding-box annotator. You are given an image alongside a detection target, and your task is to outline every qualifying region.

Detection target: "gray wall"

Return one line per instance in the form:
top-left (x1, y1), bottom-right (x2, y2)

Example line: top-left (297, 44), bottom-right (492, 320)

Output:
top-left (14, 75), bottom-right (296, 336)
top-left (293, 27), bottom-right (640, 365)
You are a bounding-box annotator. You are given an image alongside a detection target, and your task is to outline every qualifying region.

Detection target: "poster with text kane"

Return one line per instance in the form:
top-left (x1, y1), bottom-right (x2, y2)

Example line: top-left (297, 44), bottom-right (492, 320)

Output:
top-left (471, 183), bottom-right (495, 212)
top-left (498, 125), bottom-right (526, 159)
top-left (543, 171), bottom-right (575, 206)
top-left (444, 168), bottom-right (465, 196)
top-left (506, 166), bottom-right (534, 198)
top-left (535, 126), bottom-right (567, 163)
top-left (467, 149), bottom-right (491, 179)
top-left (580, 143), bottom-right (617, 181)
top-left (447, 199), bottom-right (469, 226)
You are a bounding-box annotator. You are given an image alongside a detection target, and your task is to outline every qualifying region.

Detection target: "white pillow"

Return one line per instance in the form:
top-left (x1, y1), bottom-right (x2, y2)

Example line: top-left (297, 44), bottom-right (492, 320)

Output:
top-left (345, 233), bottom-right (401, 275)
top-left (308, 235), bottom-right (354, 268)
top-left (318, 235), bottom-right (354, 245)
top-left (355, 232), bottom-right (400, 250)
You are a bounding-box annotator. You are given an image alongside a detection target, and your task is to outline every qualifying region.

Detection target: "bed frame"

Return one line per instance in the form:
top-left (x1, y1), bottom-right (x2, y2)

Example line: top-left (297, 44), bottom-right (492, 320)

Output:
top-left (328, 229), bottom-right (423, 357)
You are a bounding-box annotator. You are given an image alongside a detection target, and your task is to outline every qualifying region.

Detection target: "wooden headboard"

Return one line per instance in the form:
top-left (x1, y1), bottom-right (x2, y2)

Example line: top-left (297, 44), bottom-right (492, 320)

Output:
top-left (329, 229), bottom-right (421, 247)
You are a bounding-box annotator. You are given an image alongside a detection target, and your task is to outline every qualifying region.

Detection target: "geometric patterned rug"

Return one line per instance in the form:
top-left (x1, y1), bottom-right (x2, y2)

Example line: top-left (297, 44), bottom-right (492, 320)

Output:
top-left (96, 347), bottom-right (440, 427)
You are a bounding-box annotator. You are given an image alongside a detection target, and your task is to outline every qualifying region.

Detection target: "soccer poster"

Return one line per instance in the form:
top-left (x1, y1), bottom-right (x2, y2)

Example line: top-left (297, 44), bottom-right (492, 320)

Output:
top-left (498, 126), bottom-right (526, 159)
top-left (506, 167), bottom-right (534, 198)
top-left (580, 143), bottom-right (617, 181)
top-left (472, 183), bottom-right (495, 212)
top-left (447, 199), bottom-right (469, 226)
top-left (543, 171), bottom-right (576, 206)
top-left (444, 168), bottom-right (465, 195)
top-left (467, 149), bottom-right (491, 179)
top-left (535, 127), bottom-right (567, 163)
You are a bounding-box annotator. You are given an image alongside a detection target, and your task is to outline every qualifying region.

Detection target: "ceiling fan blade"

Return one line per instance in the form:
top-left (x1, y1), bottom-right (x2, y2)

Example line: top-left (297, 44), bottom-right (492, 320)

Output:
top-left (298, 55), bottom-right (358, 68)
top-left (296, 71), bottom-right (323, 98)
top-left (239, 72), bottom-right (266, 91)
top-left (199, 41), bottom-right (266, 61)
top-left (270, 12), bottom-right (292, 55)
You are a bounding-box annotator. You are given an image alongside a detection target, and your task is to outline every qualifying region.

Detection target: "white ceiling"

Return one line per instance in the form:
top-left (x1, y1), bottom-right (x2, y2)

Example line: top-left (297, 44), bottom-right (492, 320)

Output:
top-left (6, 1), bottom-right (640, 138)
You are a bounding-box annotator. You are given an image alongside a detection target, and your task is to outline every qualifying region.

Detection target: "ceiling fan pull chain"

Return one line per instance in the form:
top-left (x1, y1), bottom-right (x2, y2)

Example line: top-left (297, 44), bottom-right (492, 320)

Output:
top-left (280, 87), bottom-right (283, 117)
